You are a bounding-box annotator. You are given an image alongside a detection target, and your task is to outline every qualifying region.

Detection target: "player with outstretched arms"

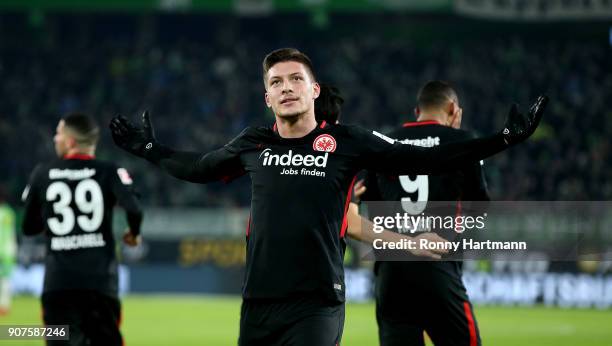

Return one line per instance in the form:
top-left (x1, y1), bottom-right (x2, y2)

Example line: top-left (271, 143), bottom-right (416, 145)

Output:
top-left (110, 48), bottom-right (547, 345)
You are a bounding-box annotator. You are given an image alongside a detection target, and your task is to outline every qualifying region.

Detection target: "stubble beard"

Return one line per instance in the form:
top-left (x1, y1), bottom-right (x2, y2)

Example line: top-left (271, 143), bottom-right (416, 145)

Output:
top-left (275, 104), bottom-right (309, 124)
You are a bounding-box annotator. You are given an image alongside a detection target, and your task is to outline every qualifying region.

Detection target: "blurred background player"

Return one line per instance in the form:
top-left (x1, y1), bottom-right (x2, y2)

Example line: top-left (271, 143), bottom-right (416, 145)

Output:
top-left (21, 113), bottom-right (143, 346)
top-left (0, 186), bottom-right (16, 316)
top-left (352, 80), bottom-right (489, 346)
top-left (316, 83), bottom-right (452, 260)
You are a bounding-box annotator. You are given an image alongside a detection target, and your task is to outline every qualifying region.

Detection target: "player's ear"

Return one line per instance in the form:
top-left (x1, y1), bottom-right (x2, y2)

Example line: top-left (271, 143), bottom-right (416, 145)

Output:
top-left (448, 101), bottom-right (456, 117)
top-left (67, 135), bottom-right (77, 149)
top-left (264, 92), bottom-right (272, 108)
top-left (414, 107), bottom-right (420, 116)
top-left (312, 82), bottom-right (320, 100)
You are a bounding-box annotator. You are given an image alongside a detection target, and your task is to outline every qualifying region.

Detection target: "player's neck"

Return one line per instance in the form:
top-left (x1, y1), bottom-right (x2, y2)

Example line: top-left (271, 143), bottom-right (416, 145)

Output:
top-left (416, 113), bottom-right (446, 125)
top-left (276, 112), bottom-right (318, 139)
top-left (65, 147), bottom-right (95, 158)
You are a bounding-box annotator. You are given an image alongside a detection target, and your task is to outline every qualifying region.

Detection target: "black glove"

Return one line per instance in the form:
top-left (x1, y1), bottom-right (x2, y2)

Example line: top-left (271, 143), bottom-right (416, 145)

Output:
top-left (109, 111), bottom-right (158, 159)
top-left (502, 95), bottom-right (548, 145)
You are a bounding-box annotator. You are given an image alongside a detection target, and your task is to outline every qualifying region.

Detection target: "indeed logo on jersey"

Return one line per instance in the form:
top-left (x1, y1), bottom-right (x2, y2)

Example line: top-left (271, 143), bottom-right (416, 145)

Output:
top-left (259, 149), bottom-right (328, 177)
top-left (260, 149), bottom-right (328, 167)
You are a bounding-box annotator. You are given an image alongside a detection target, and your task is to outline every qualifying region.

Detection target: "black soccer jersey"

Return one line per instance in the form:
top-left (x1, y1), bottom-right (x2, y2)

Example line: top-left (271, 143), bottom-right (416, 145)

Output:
top-left (362, 121), bottom-right (489, 346)
top-left (360, 120), bottom-right (490, 272)
top-left (145, 121), bottom-right (505, 303)
top-left (361, 120), bottom-right (489, 203)
top-left (22, 154), bottom-right (142, 297)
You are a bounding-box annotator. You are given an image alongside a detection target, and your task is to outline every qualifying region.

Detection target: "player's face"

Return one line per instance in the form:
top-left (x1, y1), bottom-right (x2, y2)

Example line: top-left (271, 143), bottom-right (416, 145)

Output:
top-left (53, 120), bottom-right (70, 158)
top-left (265, 61), bottom-right (320, 119)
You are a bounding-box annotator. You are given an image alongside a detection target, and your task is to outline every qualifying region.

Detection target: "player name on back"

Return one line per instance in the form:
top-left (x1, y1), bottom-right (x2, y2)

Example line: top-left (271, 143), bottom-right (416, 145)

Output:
top-left (49, 168), bottom-right (96, 180)
top-left (51, 233), bottom-right (106, 251)
top-left (397, 136), bottom-right (440, 147)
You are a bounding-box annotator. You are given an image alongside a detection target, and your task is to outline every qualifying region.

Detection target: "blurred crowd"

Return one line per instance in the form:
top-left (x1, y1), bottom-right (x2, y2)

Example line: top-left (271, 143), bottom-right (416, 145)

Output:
top-left (1, 13), bottom-right (610, 206)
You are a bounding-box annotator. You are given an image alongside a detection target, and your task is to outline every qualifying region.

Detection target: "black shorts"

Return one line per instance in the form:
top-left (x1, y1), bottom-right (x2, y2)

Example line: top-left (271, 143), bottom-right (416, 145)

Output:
top-left (42, 290), bottom-right (122, 346)
top-left (375, 262), bottom-right (481, 346)
top-left (239, 296), bottom-right (345, 346)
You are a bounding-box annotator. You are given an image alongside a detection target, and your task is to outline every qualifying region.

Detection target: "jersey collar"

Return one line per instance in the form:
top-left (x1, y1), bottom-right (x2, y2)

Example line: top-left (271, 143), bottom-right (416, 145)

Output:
top-left (272, 120), bottom-right (328, 133)
top-left (63, 154), bottom-right (95, 160)
top-left (402, 120), bottom-right (442, 127)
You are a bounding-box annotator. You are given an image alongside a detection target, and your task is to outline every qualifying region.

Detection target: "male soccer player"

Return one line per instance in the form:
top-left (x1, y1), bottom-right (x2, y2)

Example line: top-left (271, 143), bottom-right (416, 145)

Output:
top-left (22, 113), bottom-right (143, 346)
top-left (353, 80), bottom-right (492, 346)
top-left (109, 48), bottom-right (547, 345)
top-left (316, 84), bottom-right (452, 259)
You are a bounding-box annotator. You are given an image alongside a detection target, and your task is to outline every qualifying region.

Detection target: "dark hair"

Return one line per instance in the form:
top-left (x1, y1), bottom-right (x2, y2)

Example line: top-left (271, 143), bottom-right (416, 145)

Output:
top-left (417, 80), bottom-right (458, 110)
top-left (62, 112), bottom-right (100, 147)
top-left (315, 84), bottom-right (344, 124)
top-left (262, 48), bottom-right (317, 86)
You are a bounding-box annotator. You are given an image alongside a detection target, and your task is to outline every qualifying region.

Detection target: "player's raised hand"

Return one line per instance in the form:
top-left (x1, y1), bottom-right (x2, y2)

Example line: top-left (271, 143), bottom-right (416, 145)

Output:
top-left (502, 95), bottom-right (548, 145)
top-left (109, 111), bottom-right (157, 158)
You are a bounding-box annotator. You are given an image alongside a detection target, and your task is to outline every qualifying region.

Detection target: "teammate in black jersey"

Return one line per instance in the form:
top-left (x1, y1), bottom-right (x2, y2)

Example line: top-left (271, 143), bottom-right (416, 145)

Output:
top-left (352, 81), bottom-right (492, 346)
top-left (317, 84), bottom-right (454, 259)
top-left (109, 48), bottom-right (547, 345)
top-left (22, 113), bottom-right (143, 346)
